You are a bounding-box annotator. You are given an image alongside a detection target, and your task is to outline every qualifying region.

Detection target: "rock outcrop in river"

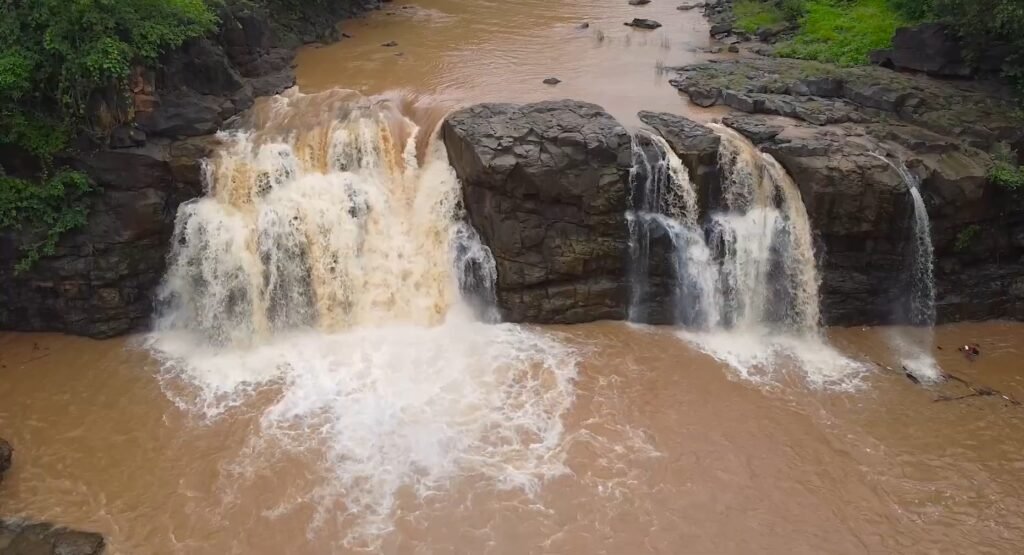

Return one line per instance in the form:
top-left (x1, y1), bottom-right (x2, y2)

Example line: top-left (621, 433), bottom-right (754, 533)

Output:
top-left (443, 101), bottom-right (633, 323)
top-left (441, 67), bottom-right (1023, 326)
top-left (0, 1), bottom-right (378, 338)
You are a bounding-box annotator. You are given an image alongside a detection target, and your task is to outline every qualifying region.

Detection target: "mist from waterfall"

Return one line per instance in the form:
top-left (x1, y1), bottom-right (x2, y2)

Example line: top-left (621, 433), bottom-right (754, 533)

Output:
top-left (145, 90), bottom-right (579, 544)
top-left (628, 123), bottom-right (862, 389)
top-left (869, 153), bottom-right (940, 382)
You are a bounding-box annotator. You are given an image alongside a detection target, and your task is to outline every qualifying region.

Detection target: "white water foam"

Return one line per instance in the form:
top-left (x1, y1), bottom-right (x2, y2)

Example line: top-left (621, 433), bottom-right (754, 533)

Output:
top-left (679, 327), bottom-right (867, 390)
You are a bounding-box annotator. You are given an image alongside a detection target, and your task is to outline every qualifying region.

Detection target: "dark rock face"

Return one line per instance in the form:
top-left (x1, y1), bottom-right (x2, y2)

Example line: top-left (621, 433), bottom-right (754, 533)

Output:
top-left (443, 100), bottom-right (633, 324)
top-left (871, 23), bottom-right (972, 78)
top-left (0, 140), bottom-right (213, 337)
top-left (0, 522), bottom-right (105, 555)
top-left (0, 438), bottom-right (10, 482)
top-left (666, 58), bottom-right (1024, 324)
top-left (0, 1), bottom-right (374, 338)
top-left (637, 111), bottom-right (721, 216)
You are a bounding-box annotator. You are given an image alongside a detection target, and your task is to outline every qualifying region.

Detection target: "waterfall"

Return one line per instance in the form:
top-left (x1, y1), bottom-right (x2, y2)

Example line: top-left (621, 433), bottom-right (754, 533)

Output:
top-left (629, 123), bottom-right (861, 388)
top-left (869, 153), bottom-right (936, 326)
top-left (627, 131), bottom-right (718, 327)
top-left (146, 90), bottom-right (579, 543)
top-left (154, 91), bottom-right (490, 342)
top-left (709, 124), bottom-right (822, 334)
top-left (869, 153), bottom-right (940, 382)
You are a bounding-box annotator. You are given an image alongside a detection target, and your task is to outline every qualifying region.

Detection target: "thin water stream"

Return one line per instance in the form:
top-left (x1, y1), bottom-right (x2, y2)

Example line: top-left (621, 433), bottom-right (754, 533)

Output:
top-left (2, 1), bottom-right (1023, 554)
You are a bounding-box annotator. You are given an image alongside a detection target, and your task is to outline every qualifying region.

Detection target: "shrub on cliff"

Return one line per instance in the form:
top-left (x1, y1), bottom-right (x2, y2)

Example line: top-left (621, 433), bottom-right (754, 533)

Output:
top-left (0, 0), bottom-right (217, 269)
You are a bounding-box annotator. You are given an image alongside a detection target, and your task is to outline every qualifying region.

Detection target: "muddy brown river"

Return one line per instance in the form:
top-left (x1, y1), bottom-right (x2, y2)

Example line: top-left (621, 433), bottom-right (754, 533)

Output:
top-left (3, 1), bottom-right (1024, 554)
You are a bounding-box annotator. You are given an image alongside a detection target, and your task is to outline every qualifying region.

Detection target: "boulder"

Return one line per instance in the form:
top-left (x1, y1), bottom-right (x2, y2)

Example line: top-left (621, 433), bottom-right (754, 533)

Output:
top-left (887, 23), bottom-right (972, 78)
top-left (629, 0), bottom-right (651, 5)
top-left (0, 522), bottom-right (105, 555)
top-left (625, 18), bottom-right (662, 29)
top-left (442, 100), bottom-right (632, 323)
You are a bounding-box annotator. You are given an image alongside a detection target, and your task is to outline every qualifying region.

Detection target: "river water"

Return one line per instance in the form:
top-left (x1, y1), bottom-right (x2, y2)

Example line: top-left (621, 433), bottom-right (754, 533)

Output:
top-left (3, 1), bottom-right (1024, 554)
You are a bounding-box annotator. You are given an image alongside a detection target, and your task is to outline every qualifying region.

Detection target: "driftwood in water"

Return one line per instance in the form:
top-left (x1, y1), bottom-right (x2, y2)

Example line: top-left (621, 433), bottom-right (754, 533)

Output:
top-left (935, 371), bottom-right (1021, 406)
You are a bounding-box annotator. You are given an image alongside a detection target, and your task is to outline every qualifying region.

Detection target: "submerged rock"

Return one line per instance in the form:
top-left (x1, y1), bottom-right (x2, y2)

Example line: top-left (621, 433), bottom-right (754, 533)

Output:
top-left (0, 438), bottom-right (10, 482)
top-left (624, 18), bottom-right (662, 29)
top-left (542, 77), bottom-right (562, 85)
top-left (629, 0), bottom-right (651, 5)
top-left (677, 2), bottom-right (704, 9)
top-left (0, 522), bottom-right (105, 555)
top-left (442, 100), bottom-right (633, 323)
top-left (381, 40), bottom-right (398, 47)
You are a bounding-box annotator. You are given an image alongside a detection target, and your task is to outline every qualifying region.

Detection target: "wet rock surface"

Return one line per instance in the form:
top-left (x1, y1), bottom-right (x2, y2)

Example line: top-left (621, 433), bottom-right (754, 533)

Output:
top-left (0, 1), bottom-right (377, 337)
top-left (443, 100), bottom-right (633, 324)
top-left (662, 57), bottom-right (1024, 324)
top-left (0, 439), bottom-right (10, 482)
top-left (624, 18), bottom-right (662, 29)
top-left (0, 522), bottom-right (104, 555)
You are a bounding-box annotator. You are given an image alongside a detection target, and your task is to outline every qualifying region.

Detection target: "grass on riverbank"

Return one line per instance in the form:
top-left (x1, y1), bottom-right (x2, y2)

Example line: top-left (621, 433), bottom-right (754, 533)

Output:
top-left (733, 0), bottom-right (786, 34)
top-left (734, 0), bottom-right (908, 66)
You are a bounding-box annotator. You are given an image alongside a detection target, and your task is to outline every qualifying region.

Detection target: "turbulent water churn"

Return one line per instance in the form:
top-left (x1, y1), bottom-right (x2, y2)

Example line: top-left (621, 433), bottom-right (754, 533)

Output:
top-left (146, 90), bottom-right (579, 545)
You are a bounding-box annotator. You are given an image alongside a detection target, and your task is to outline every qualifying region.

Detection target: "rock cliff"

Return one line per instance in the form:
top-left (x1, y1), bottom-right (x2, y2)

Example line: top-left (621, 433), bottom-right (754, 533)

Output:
top-left (667, 57), bottom-right (1024, 324)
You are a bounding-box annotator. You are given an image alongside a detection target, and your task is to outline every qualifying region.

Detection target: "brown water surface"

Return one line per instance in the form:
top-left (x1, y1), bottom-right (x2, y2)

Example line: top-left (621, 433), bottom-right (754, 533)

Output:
top-left (4, 2), bottom-right (1024, 554)
top-left (295, 0), bottom-right (728, 125)
top-left (2, 323), bottom-right (1024, 553)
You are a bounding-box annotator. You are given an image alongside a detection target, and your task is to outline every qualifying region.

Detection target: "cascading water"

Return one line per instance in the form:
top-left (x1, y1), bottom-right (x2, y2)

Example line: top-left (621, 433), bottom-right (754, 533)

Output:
top-left (869, 153), bottom-right (940, 382)
top-left (629, 123), bottom-right (861, 388)
top-left (627, 131), bottom-right (719, 327)
top-left (146, 90), bottom-right (578, 544)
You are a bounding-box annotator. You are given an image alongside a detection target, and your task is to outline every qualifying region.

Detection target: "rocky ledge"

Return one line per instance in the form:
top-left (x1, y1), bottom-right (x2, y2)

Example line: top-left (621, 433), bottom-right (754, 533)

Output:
top-left (0, 1), bottom-right (379, 338)
top-left (442, 86), bottom-right (1024, 325)
top-left (668, 57), bottom-right (1024, 323)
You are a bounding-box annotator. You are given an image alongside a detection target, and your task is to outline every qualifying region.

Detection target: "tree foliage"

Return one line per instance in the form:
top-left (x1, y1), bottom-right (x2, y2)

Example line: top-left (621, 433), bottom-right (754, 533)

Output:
top-left (0, 0), bottom-right (217, 270)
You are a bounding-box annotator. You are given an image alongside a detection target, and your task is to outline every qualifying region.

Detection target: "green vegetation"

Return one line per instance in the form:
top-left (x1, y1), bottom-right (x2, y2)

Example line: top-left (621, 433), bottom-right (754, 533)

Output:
top-left (734, 1), bottom-right (1024, 92)
top-left (774, 0), bottom-right (908, 66)
top-left (734, 0), bottom-right (787, 34)
top-left (0, 172), bottom-right (92, 272)
top-left (954, 224), bottom-right (981, 252)
top-left (989, 144), bottom-right (1024, 191)
top-left (0, 0), bottom-right (217, 270)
